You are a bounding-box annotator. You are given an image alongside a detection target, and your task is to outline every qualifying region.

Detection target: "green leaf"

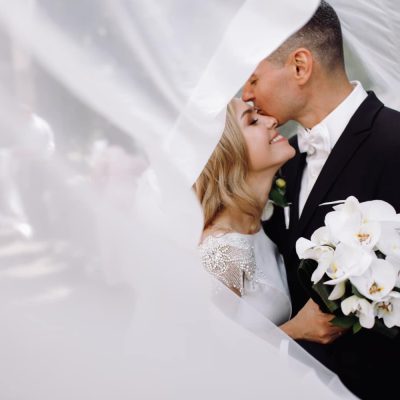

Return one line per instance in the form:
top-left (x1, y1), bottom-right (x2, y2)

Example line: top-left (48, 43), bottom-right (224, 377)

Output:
top-left (312, 281), bottom-right (339, 313)
top-left (352, 321), bottom-right (362, 334)
top-left (331, 315), bottom-right (357, 329)
top-left (297, 259), bottom-right (338, 314)
top-left (269, 189), bottom-right (287, 207)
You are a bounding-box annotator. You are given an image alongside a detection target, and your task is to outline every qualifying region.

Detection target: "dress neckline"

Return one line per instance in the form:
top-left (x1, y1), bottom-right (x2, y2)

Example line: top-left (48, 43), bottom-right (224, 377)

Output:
top-left (200, 229), bottom-right (264, 246)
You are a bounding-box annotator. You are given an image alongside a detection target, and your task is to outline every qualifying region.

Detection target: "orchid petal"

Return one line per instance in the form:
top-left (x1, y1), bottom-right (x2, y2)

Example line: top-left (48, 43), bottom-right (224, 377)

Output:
top-left (341, 295), bottom-right (358, 316)
top-left (325, 208), bottom-right (362, 245)
top-left (359, 307), bottom-right (375, 329)
top-left (311, 226), bottom-right (335, 246)
top-left (374, 297), bottom-right (400, 328)
top-left (333, 196), bottom-right (360, 212)
top-left (377, 226), bottom-right (400, 259)
top-left (296, 238), bottom-right (315, 259)
top-left (359, 200), bottom-right (397, 223)
top-left (341, 295), bottom-right (375, 329)
top-left (324, 273), bottom-right (351, 286)
top-left (311, 258), bottom-right (331, 284)
top-left (328, 281), bottom-right (346, 301)
top-left (386, 256), bottom-right (400, 287)
top-left (325, 243), bottom-right (372, 283)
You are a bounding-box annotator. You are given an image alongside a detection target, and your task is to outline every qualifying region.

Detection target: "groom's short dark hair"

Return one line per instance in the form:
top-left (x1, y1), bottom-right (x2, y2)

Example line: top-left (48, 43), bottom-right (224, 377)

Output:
top-left (269, 1), bottom-right (345, 71)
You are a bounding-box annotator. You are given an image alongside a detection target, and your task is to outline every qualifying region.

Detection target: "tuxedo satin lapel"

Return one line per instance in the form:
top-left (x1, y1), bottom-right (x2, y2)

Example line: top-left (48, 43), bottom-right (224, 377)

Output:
top-left (287, 152), bottom-right (306, 250)
top-left (284, 138), bottom-right (306, 230)
top-left (288, 152), bottom-right (306, 229)
top-left (289, 92), bottom-right (384, 253)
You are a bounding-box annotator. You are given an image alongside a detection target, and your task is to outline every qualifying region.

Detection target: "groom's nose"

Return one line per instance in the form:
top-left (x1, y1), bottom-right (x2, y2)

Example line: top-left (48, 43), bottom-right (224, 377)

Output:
top-left (241, 81), bottom-right (254, 103)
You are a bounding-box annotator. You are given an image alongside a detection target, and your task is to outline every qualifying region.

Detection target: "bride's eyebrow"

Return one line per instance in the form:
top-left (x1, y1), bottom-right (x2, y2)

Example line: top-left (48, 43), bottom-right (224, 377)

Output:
top-left (240, 108), bottom-right (253, 120)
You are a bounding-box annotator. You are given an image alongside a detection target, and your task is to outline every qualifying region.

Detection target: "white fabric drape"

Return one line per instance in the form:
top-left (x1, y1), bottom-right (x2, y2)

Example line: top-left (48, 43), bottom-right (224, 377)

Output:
top-left (0, 0), bottom-right (398, 399)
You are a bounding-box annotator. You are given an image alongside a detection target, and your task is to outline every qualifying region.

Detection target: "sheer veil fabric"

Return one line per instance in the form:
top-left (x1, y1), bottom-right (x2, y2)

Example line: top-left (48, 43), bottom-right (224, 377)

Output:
top-left (0, 0), bottom-right (397, 398)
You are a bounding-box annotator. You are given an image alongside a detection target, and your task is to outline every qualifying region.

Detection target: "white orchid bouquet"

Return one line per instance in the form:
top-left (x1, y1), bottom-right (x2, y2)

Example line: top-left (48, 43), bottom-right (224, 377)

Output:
top-left (296, 196), bottom-right (400, 336)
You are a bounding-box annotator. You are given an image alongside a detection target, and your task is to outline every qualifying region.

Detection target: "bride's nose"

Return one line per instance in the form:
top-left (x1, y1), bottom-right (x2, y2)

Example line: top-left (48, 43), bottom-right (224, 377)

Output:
top-left (264, 116), bottom-right (278, 129)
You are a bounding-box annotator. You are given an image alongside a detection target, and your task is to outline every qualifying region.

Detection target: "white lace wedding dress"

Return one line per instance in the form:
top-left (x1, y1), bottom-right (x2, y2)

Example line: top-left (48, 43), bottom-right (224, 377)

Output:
top-left (199, 229), bottom-right (292, 326)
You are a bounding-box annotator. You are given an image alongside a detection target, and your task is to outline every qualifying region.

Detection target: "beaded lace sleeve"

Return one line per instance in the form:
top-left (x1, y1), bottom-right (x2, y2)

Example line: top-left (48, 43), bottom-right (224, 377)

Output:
top-left (198, 234), bottom-right (256, 296)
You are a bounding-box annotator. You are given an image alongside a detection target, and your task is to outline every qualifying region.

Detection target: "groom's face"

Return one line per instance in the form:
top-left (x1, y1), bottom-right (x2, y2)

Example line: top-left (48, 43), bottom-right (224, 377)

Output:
top-left (242, 58), bottom-right (296, 126)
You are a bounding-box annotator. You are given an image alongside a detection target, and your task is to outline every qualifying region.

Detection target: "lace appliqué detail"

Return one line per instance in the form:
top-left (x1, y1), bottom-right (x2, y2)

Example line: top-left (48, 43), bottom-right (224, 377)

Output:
top-left (199, 234), bottom-right (256, 296)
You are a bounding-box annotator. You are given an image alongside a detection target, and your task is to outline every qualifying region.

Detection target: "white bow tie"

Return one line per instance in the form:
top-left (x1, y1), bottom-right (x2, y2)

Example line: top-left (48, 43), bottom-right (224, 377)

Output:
top-left (297, 124), bottom-right (331, 156)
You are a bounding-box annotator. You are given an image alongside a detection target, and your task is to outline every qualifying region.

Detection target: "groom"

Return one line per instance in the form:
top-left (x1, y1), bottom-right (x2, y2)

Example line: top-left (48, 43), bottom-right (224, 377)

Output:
top-left (242, 1), bottom-right (400, 398)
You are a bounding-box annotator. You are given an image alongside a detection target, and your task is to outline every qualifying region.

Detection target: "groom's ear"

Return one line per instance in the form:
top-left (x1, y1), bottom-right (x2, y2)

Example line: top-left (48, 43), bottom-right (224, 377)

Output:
top-left (290, 48), bottom-right (313, 85)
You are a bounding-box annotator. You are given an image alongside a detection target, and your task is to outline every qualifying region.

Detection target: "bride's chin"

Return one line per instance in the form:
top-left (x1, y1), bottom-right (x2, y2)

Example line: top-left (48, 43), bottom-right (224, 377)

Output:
top-left (276, 149), bottom-right (295, 167)
top-left (282, 145), bottom-right (296, 162)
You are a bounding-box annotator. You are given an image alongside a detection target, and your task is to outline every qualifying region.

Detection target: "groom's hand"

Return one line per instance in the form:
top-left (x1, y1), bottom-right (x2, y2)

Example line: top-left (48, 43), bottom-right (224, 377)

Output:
top-left (281, 299), bottom-right (346, 344)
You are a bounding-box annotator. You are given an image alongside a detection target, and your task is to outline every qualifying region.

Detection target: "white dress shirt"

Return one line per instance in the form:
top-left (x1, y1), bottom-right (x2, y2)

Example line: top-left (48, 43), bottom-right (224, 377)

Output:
top-left (298, 81), bottom-right (368, 215)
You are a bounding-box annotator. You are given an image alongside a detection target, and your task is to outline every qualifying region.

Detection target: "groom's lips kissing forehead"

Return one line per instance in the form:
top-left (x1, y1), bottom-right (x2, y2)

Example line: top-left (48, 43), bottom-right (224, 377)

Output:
top-left (256, 107), bottom-right (280, 124)
top-left (256, 107), bottom-right (283, 128)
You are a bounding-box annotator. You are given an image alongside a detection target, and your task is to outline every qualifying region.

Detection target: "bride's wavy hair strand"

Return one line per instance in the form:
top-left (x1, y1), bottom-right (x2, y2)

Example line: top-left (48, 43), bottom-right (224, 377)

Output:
top-left (194, 101), bottom-right (262, 230)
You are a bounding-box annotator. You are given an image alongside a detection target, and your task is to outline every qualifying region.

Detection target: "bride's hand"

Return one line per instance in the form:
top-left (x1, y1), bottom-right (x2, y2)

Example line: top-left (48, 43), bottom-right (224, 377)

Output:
top-left (280, 299), bottom-right (346, 344)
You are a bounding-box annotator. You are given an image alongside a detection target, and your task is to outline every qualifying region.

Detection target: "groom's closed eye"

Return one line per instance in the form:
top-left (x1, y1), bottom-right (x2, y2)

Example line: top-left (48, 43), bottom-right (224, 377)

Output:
top-left (247, 74), bottom-right (257, 86)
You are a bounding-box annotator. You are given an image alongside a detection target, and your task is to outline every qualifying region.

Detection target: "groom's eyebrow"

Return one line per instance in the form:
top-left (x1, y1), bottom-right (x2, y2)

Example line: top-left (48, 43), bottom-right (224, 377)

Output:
top-left (241, 109), bottom-right (253, 119)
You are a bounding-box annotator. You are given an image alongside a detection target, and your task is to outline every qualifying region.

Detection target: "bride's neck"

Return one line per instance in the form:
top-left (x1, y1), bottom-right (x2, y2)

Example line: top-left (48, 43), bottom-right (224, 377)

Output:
top-left (246, 170), bottom-right (275, 207)
top-left (211, 208), bottom-right (259, 235)
top-left (210, 169), bottom-right (276, 235)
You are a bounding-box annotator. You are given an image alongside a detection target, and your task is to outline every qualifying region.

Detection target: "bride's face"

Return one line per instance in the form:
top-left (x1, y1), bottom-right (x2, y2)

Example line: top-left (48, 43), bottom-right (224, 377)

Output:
top-left (232, 98), bottom-right (295, 173)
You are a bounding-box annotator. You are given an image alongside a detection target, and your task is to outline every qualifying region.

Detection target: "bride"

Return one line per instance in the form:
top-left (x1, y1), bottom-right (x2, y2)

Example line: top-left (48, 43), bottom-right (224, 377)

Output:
top-left (196, 98), bottom-right (344, 341)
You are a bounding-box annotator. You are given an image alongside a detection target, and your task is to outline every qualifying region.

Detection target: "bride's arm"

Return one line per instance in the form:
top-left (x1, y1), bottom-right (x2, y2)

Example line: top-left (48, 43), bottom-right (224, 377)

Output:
top-left (279, 299), bottom-right (345, 344)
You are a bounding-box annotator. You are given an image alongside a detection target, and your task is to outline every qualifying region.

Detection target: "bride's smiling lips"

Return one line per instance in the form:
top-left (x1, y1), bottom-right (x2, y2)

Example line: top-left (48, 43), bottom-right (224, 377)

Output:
top-left (269, 131), bottom-right (287, 145)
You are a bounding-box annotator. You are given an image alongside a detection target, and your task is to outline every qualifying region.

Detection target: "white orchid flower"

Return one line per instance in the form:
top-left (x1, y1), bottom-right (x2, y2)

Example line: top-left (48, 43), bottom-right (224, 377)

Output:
top-left (324, 243), bottom-right (373, 285)
top-left (346, 221), bottom-right (381, 250)
top-left (341, 295), bottom-right (375, 329)
top-left (325, 197), bottom-right (362, 245)
top-left (373, 295), bottom-right (400, 328)
top-left (326, 198), bottom-right (383, 250)
top-left (296, 231), bottom-right (335, 284)
top-left (350, 259), bottom-right (397, 302)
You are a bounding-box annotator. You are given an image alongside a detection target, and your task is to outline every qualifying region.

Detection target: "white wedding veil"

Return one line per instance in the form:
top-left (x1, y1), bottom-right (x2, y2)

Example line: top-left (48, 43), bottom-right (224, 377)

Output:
top-left (0, 0), bottom-right (398, 398)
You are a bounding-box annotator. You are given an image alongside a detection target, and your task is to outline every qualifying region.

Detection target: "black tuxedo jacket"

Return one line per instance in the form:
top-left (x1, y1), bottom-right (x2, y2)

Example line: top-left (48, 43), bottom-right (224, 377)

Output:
top-left (264, 92), bottom-right (400, 399)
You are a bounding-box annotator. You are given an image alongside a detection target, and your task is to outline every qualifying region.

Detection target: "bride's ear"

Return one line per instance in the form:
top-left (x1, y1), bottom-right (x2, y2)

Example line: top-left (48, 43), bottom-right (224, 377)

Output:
top-left (290, 48), bottom-right (313, 85)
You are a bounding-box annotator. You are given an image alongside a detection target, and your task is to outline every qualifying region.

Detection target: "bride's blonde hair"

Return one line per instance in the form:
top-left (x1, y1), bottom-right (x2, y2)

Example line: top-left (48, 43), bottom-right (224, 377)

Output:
top-left (194, 101), bottom-right (262, 230)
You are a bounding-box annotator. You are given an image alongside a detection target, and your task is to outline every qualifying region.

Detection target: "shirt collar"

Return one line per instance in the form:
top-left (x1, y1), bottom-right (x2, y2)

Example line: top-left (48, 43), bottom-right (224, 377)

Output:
top-left (305, 81), bottom-right (368, 150)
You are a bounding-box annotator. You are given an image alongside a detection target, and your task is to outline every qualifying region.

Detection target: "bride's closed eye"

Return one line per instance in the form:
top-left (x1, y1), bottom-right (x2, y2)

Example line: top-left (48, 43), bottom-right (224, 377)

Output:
top-left (249, 118), bottom-right (258, 126)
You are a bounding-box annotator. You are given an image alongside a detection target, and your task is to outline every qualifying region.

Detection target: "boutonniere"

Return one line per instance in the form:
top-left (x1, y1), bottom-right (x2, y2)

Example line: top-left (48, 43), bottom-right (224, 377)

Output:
top-left (262, 175), bottom-right (291, 222)
top-left (269, 177), bottom-right (289, 208)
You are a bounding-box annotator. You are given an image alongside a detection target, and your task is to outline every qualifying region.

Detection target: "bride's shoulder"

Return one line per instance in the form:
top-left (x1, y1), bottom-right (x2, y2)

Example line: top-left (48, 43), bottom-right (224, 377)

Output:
top-left (199, 228), bottom-right (251, 249)
top-left (200, 227), bottom-right (231, 243)
top-left (198, 227), bottom-right (256, 296)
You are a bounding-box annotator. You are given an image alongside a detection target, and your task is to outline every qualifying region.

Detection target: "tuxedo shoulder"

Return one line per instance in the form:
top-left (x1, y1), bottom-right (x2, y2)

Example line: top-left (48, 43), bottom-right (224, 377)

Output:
top-left (370, 105), bottom-right (400, 146)
top-left (377, 105), bottom-right (400, 124)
